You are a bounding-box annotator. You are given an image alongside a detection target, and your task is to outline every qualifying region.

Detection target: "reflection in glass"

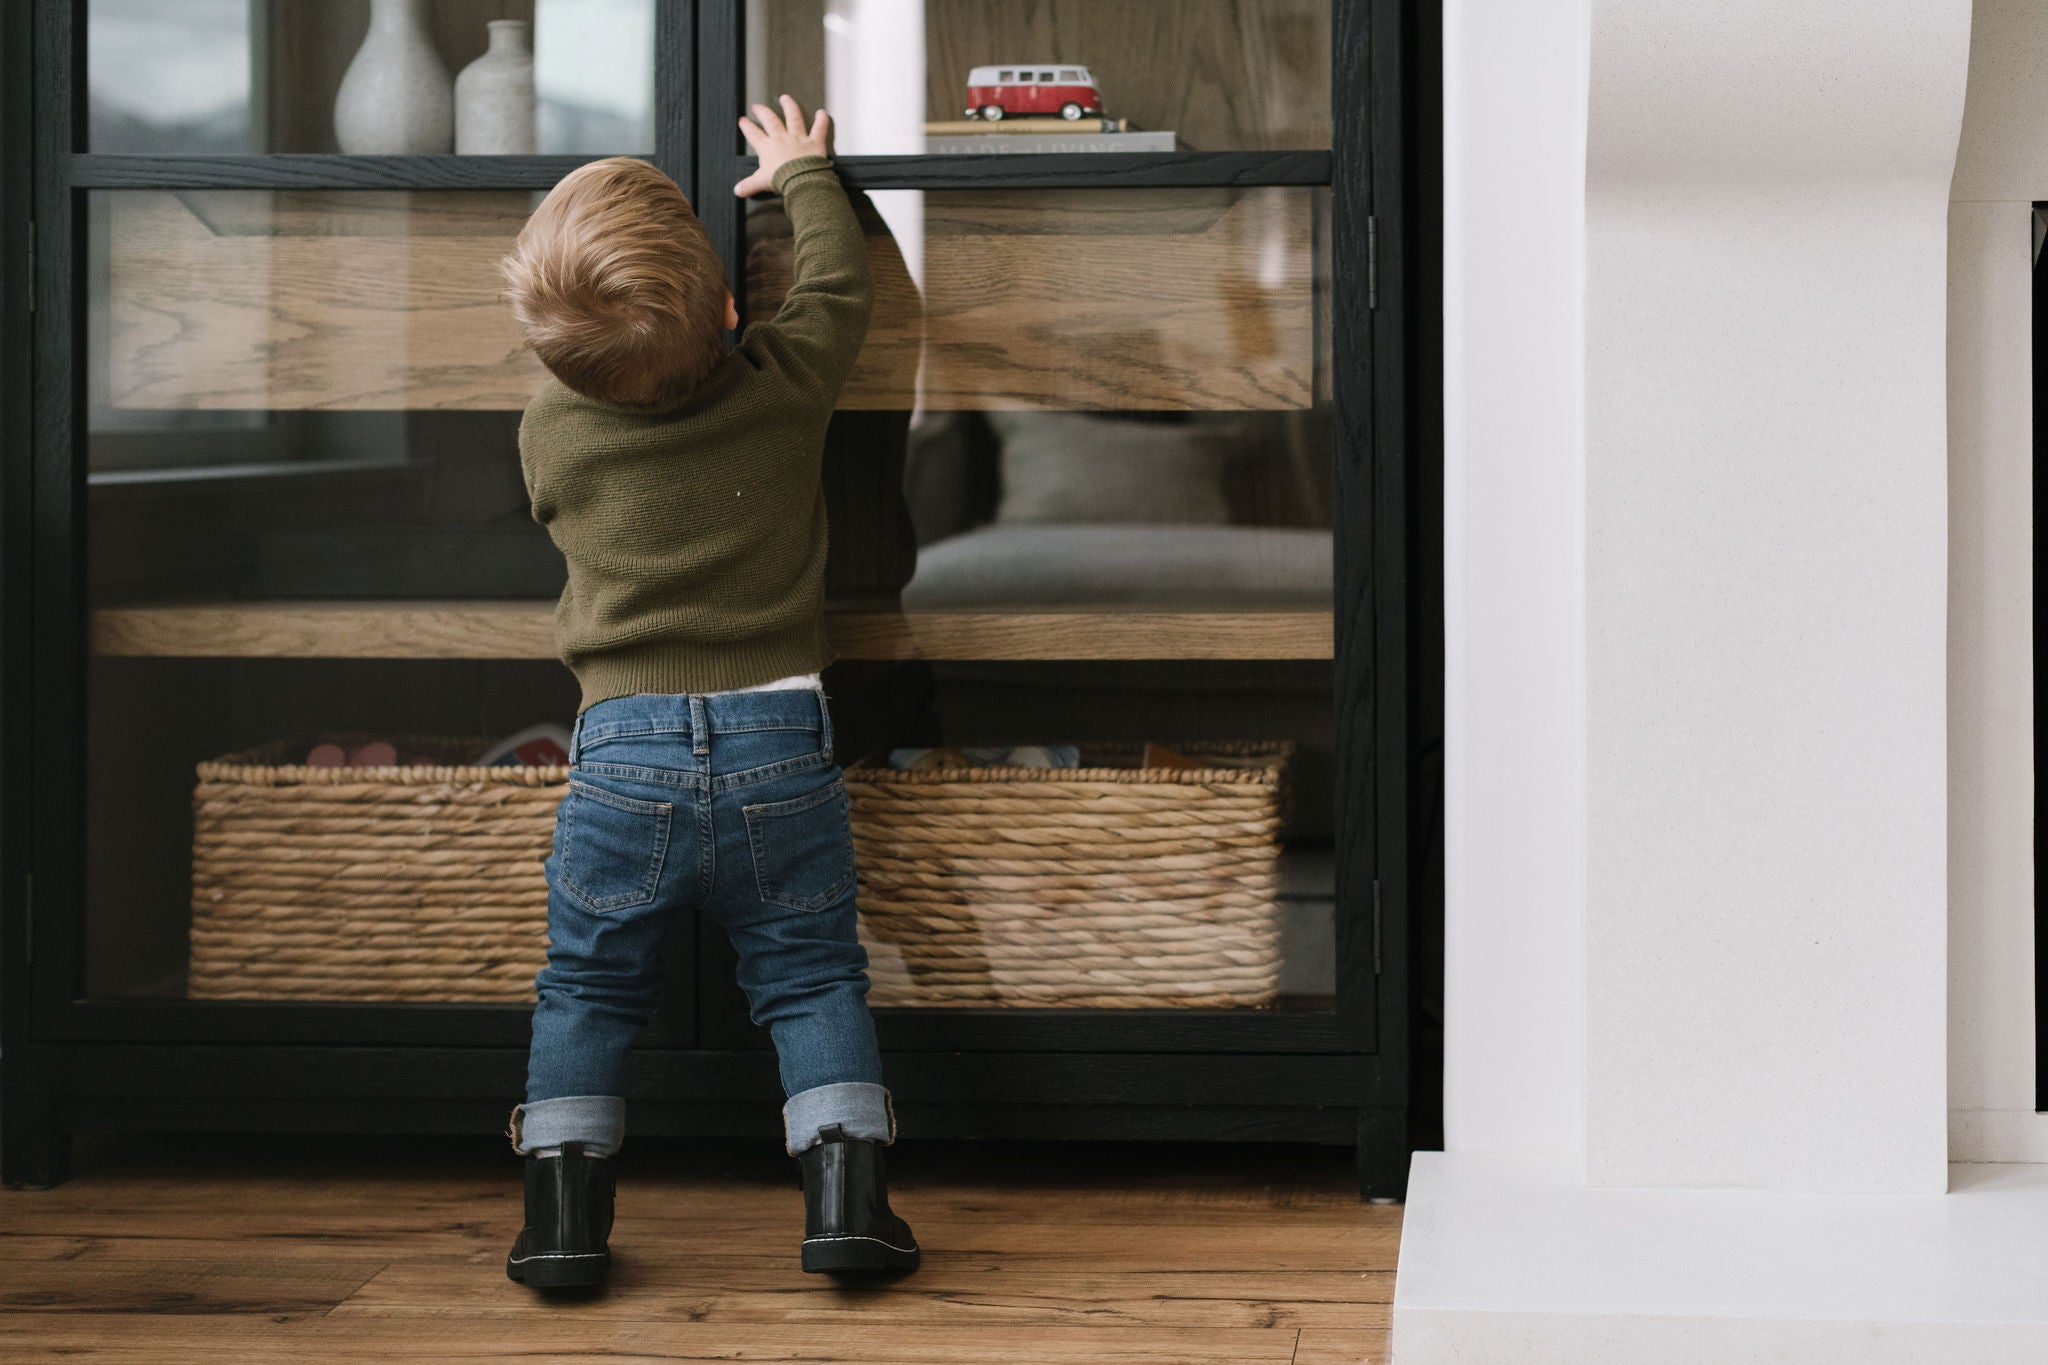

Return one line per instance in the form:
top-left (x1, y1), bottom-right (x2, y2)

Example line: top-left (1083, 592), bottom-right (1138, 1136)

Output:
top-left (900, 411), bottom-right (1333, 613)
top-left (88, 1), bottom-right (654, 154)
top-left (534, 0), bottom-right (656, 154)
top-left (89, 0), bottom-right (253, 153)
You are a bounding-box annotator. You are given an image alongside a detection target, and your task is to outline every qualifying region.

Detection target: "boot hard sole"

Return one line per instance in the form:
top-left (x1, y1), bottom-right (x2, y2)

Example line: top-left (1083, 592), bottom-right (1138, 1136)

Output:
top-left (798, 1124), bottom-right (920, 1276)
top-left (801, 1231), bottom-right (922, 1274)
top-left (505, 1245), bottom-right (610, 1288)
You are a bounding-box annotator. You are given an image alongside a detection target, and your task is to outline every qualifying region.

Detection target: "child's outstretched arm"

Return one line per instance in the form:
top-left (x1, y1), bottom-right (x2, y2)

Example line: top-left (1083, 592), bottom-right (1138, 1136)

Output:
top-left (733, 96), bottom-right (874, 399)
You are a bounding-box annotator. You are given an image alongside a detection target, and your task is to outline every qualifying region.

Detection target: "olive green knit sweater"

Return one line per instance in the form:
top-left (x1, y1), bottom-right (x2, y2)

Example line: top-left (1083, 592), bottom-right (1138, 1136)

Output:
top-left (517, 156), bottom-right (873, 711)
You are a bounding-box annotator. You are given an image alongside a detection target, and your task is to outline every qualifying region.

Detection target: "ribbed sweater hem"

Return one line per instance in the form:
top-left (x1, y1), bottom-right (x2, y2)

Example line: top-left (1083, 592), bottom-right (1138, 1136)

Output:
top-left (569, 619), bottom-right (834, 712)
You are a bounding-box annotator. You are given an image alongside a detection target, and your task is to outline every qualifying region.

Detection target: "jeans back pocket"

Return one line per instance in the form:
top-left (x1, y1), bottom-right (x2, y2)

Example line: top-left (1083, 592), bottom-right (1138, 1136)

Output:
top-left (744, 778), bottom-right (856, 913)
top-left (557, 779), bottom-right (673, 913)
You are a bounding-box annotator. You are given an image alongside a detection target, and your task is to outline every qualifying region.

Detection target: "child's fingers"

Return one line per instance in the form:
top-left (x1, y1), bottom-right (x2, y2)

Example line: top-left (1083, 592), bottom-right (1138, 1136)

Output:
top-left (750, 102), bottom-right (786, 134)
top-left (811, 108), bottom-right (831, 143)
top-left (737, 116), bottom-right (766, 151)
top-left (734, 167), bottom-right (772, 197)
top-left (779, 94), bottom-right (808, 134)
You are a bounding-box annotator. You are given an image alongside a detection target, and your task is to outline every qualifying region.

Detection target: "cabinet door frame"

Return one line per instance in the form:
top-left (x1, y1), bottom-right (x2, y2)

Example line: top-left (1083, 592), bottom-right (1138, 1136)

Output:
top-left (7, 0), bottom-right (710, 1047)
top-left (688, 0), bottom-right (1406, 1061)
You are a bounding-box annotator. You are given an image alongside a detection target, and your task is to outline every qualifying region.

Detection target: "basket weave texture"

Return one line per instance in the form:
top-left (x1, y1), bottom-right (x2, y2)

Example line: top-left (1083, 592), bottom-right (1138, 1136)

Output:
top-left (188, 737), bottom-right (562, 1002)
top-left (846, 742), bottom-right (1289, 1009)
top-left (187, 737), bottom-right (1289, 1010)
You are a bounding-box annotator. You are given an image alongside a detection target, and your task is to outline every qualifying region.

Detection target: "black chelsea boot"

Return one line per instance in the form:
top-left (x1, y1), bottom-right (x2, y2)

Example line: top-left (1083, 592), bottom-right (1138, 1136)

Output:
top-left (505, 1141), bottom-right (615, 1288)
top-left (798, 1124), bottom-right (921, 1274)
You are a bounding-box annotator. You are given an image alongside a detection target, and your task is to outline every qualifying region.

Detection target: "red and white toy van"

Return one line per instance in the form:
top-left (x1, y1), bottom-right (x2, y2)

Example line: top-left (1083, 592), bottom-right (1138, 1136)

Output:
top-left (965, 64), bottom-right (1103, 121)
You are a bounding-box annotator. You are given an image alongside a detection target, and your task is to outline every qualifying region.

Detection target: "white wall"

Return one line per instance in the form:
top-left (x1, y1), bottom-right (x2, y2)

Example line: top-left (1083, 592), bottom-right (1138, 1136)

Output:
top-left (1581, 0), bottom-right (1966, 1193)
top-left (1948, 0), bottom-right (2042, 1164)
top-left (1439, 0), bottom-right (1588, 1158)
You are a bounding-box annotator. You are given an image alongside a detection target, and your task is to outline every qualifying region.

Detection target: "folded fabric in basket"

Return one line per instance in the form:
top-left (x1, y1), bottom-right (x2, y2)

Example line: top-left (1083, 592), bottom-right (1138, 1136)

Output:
top-left (473, 723), bottom-right (574, 768)
top-left (887, 745), bottom-right (1080, 771)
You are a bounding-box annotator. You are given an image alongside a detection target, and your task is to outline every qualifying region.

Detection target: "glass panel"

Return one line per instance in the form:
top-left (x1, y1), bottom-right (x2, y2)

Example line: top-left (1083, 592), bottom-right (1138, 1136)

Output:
top-left (745, 0), bottom-right (1330, 153)
top-left (85, 657), bottom-right (586, 1003)
top-left (894, 410), bottom-right (1333, 614)
top-left (91, 189), bottom-right (543, 422)
top-left (87, 185), bottom-right (559, 598)
top-left (830, 659), bottom-right (1334, 1013)
top-left (83, 178), bottom-right (1338, 1013)
top-left (84, 188), bottom-right (575, 1005)
top-left (87, 0), bottom-right (655, 154)
top-left (746, 187), bottom-right (1331, 411)
top-left (760, 186), bottom-right (1337, 1012)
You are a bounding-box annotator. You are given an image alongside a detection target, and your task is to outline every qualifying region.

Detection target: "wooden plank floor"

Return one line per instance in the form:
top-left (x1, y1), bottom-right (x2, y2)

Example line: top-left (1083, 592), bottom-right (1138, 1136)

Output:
top-left (0, 1135), bottom-right (1397, 1363)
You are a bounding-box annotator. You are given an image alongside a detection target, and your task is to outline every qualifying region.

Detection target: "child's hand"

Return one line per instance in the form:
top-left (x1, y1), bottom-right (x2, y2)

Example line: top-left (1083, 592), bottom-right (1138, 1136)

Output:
top-left (735, 96), bottom-right (831, 197)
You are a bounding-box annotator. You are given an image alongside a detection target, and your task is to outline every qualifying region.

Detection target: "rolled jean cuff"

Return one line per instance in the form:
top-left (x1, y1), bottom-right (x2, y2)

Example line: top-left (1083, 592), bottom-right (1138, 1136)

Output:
top-left (508, 1095), bottom-right (625, 1158)
top-left (783, 1082), bottom-right (894, 1155)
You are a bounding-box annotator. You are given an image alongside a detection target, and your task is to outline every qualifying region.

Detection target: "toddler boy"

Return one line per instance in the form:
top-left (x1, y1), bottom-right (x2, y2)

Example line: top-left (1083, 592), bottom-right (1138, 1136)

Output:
top-left (496, 96), bottom-right (914, 1288)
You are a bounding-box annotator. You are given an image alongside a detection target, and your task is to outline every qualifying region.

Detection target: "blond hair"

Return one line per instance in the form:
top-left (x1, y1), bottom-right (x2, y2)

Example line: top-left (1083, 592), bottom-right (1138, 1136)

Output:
top-left (501, 157), bottom-right (729, 409)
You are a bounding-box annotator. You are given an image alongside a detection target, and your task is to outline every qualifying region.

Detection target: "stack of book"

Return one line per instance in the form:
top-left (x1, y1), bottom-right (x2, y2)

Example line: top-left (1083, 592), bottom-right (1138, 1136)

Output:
top-left (922, 119), bottom-right (1180, 154)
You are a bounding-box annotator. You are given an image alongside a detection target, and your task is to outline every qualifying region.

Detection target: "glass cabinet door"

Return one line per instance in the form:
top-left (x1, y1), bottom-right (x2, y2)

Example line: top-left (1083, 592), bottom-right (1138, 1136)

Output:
top-left (84, 187), bottom-right (577, 1009)
top-left (68, 2), bottom-right (679, 1031)
top-left (698, 0), bottom-right (1356, 1040)
top-left (733, 183), bottom-right (1338, 1028)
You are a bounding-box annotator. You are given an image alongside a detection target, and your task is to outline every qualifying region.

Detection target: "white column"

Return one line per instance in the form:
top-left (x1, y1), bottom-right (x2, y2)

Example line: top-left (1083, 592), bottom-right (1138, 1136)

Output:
top-left (1581, 0), bottom-right (1969, 1194)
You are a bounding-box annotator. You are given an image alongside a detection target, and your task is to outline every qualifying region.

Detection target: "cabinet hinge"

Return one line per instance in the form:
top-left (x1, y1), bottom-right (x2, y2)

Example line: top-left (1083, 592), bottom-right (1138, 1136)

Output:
top-left (1371, 878), bottom-right (1382, 976)
top-left (1366, 215), bottom-right (1378, 310)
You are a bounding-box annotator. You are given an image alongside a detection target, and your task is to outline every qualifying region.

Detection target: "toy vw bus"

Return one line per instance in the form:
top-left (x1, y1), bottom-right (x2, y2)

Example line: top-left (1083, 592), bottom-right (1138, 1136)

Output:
top-left (965, 64), bottom-right (1103, 121)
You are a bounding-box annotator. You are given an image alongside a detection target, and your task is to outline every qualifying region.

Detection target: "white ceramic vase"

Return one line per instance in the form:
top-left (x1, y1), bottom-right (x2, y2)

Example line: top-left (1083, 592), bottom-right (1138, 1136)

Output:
top-left (456, 21), bottom-right (538, 155)
top-left (333, 0), bottom-right (454, 154)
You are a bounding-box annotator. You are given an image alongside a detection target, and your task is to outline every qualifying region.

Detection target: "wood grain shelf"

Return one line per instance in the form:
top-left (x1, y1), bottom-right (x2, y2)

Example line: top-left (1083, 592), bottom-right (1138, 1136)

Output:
top-left (750, 187), bottom-right (1321, 411)
top-left (105, 182), bottom-right (1321, 413)
top-left (91, 602), bottom-right (1336, 662)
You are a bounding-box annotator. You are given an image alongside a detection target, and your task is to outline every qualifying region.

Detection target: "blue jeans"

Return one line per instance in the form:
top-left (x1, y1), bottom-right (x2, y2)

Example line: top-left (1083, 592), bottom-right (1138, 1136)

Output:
top-left (512, 689), bottom-right (891, 1158)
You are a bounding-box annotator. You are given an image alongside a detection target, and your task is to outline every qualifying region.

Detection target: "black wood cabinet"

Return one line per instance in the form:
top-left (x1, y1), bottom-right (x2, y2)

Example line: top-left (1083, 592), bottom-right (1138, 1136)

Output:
top-left (0, 0), bottom-right (1438, 1197)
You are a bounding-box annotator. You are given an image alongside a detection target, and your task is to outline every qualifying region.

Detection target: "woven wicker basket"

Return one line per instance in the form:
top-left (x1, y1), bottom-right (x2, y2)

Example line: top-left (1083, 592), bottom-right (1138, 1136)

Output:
top-left (846, 742), bottom-right (1290, 1009)
top-left (187, 737), bottom-right (563, 1002)
top-left (188, 736), bottom-right (1290, 1010)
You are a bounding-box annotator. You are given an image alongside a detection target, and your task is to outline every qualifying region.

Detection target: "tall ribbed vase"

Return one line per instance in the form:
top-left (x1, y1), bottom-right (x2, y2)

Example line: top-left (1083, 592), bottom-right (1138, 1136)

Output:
top-left (455, 21), bottom-right (538, 154)
top-left (333, 0), bottom-right (453, 154)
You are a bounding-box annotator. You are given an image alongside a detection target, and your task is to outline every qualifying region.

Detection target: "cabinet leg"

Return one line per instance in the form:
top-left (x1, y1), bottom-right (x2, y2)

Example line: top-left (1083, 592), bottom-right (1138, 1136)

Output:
top-left (2, 1087), bottom-right (71, 1189)
top-left (1356, 1105), bottom-right (1410, 1203)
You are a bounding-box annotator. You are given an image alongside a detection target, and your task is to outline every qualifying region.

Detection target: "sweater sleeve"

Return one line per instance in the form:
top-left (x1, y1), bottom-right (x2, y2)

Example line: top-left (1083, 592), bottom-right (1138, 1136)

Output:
top-left (735, 155), bottom-right (875, 401)
top-left (516, 405), bottom-right (556, 525)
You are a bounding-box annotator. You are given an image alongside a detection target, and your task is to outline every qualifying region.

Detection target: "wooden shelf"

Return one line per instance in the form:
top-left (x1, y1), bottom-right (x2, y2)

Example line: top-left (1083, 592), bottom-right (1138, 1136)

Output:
top-left (91, 603), bottom-right (1335, 662)
top-left (105, 181), bottom-right (1320, 413)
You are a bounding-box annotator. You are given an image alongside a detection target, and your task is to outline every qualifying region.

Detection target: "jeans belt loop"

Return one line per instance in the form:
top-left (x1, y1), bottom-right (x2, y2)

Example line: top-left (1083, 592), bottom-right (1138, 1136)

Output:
top-left (688, 694), bottom-right (711, 757)
top-left (817, 688), bottom-right (835, 762)
top-left (568, 713), bottom-right (584, 765)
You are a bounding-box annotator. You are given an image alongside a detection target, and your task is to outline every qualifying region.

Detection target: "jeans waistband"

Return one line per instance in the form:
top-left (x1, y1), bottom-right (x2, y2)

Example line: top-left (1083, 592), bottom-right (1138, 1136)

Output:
top-left (570, 688), bottom-right (832, 764)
